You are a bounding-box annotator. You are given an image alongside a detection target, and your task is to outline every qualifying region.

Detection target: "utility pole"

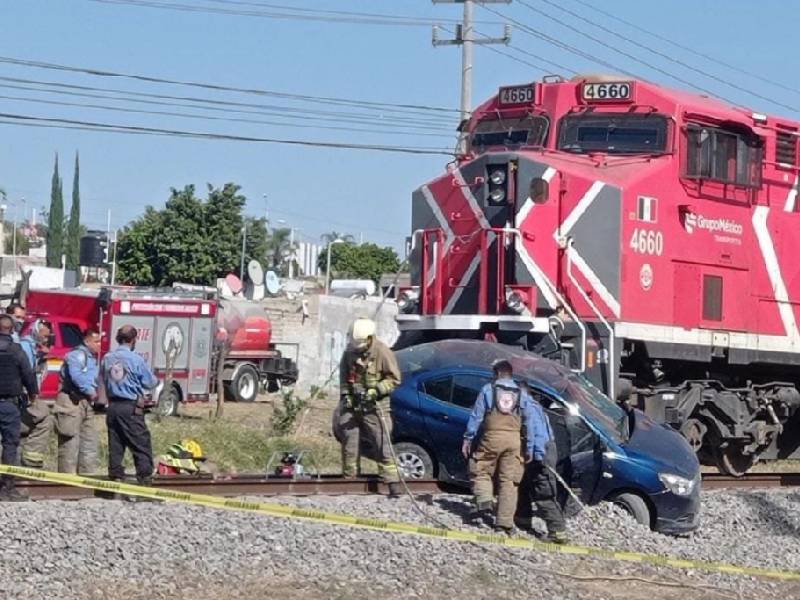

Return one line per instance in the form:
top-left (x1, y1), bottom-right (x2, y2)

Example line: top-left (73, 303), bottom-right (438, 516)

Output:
top-left (240, 222), bottom-right (247, 281)
top-left (432, 0), bottom-right (512, 153)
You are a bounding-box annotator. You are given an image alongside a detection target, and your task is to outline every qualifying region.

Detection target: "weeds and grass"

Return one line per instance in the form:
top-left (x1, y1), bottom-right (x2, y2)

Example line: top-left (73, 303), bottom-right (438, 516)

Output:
top-left (271, 389), bottom-right (310, 437)
top-left (40, 401), bottom-right (342, 475)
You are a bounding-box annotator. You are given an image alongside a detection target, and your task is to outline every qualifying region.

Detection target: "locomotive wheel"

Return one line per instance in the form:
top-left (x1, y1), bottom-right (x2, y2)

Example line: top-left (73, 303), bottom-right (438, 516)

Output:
top-left (714, 446), bottom-right (756, 477)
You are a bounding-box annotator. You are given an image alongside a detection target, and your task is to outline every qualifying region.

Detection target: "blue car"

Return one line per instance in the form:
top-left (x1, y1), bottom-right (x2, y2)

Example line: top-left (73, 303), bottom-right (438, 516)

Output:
top-left (372, 340), bottom-right (700, 535)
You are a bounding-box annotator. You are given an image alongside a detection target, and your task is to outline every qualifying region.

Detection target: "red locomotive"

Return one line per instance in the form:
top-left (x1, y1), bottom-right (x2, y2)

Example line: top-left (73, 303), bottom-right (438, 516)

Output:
top-left (397, 74), bottom-right (800, 474)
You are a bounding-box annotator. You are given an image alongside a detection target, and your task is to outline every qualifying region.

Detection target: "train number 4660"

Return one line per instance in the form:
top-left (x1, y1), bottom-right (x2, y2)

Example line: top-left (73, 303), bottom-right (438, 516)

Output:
top-left (629, 229), bottom-right (664, 256)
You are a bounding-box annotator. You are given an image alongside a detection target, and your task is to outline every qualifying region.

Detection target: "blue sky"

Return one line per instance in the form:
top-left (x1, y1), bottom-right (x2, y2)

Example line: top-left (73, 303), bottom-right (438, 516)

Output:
top-left (0, 0), bottom-right (797, 249)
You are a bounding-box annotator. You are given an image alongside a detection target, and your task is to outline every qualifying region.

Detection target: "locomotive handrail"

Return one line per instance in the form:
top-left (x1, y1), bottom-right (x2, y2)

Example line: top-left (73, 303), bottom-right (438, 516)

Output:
top-left (566, 238), bottom-right (615, 401)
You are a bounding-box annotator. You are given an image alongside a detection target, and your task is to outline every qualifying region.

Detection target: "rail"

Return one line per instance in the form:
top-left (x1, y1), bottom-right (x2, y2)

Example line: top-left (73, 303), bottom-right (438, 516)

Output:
top-left (16, 471), bottom-right (800, 501)
top-left (17, 474), bottom-right (451, 501)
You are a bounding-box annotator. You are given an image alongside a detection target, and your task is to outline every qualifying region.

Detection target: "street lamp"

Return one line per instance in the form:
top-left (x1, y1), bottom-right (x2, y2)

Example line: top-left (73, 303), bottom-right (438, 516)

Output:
top-left (324, 238), bottom-right (345, 295)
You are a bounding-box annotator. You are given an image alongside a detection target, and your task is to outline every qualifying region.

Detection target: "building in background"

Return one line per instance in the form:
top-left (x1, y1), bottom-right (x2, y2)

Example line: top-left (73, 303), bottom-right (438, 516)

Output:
top-left (296, 241), bottom-right (321, 278)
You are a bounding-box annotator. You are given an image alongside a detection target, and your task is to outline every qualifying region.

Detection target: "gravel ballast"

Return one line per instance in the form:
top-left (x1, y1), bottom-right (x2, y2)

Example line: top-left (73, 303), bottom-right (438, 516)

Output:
top-left (1, 489), bottom-right (799, 599)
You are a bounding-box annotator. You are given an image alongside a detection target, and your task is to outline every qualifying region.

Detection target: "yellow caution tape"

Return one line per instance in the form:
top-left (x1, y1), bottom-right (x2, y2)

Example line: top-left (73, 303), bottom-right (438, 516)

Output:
top-left (2, 464), bottom-right (798, 582)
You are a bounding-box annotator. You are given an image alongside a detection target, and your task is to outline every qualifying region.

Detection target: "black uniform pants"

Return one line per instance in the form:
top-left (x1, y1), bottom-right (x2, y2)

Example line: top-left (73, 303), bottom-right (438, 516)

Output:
top-left (0, 398), bottom-right (21, 467)
top-left (516, 444), bottom-right (566, 534)
top-left (106, 400), bottom-right (153, 483)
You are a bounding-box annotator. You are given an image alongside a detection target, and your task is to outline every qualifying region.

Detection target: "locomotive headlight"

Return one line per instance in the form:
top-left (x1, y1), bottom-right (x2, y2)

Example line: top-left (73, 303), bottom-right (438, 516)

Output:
top-left (489, 187), bottom-right (506, 203)
top-left (658, 472), bottom-right (696, 496)
top-left (489, 169), bottom-right (506, 185)
top-left (505, 288), bottom-right (527, 314)
top-left (397, 288), bottom-right (419, 313)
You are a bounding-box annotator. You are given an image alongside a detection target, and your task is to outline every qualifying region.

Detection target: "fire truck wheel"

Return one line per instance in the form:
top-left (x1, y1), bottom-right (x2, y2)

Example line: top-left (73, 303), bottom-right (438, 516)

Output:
top-left (226, 364), bottom-right (260, 403)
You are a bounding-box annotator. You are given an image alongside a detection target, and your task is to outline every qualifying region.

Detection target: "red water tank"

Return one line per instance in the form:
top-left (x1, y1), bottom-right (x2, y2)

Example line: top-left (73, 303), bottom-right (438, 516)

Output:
top-left (230, 315), bottom-right (272, 352)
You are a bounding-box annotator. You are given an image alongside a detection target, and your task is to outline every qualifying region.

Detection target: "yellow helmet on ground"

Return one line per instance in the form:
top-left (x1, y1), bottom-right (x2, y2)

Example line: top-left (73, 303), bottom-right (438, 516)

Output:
top-left (180, 438), bottom-right (205, 460)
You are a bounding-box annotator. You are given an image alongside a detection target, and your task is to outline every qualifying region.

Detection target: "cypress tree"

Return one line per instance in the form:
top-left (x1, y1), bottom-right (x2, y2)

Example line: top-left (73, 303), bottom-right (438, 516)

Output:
top-left (65, 152), bottom-right (81, 270)
top-left (46, 153), bottom-right (64, 268)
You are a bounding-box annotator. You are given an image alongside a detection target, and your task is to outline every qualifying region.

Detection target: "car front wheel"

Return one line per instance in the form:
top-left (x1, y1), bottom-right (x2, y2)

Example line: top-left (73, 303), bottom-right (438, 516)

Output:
top-left (609, 492), bottom-right (652, 528)
top-left (393, 442), bottom-right (435, 479)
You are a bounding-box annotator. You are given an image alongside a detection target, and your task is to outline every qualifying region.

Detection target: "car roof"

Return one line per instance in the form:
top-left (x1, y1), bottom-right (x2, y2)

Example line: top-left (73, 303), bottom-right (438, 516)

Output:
top-left (396, 339), bottom-right (572, 392)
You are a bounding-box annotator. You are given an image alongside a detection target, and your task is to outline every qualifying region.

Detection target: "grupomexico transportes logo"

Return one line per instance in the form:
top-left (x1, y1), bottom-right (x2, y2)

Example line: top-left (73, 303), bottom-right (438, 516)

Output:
top-left (682, 211), bottom-right (742, 236)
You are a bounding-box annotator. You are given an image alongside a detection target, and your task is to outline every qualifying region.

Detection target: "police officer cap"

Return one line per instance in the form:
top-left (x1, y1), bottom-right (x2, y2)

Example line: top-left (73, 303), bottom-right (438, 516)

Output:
top-left (492, 359), bottom-right (513, 375)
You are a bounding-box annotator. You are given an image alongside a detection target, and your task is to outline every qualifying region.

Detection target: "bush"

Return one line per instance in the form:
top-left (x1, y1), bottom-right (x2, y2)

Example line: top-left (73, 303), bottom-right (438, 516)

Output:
top-left (270, 388), bottom-right (309, 436)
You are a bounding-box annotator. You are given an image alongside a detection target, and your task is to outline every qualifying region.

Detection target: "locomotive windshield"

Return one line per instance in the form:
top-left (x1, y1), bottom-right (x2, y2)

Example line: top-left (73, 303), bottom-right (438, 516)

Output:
top-left (558, 113), bottom-right (669, 155)
top-left (470, 114), bottom-right (549, 152)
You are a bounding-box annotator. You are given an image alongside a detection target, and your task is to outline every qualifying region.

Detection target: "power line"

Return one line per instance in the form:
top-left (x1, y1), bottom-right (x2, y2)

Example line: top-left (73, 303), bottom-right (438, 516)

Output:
top-left (0, 77), bottom-right (456, 133)
top-left (514, 0), bottom-right (744, 108)
top-left (0, 55), bottom-right (461, 115)
top-left (0, 111), bottom-right (455, 155)
top-left (0, 91), bottom-right (454, 139)
top-left (477, 3), bottom-right (641, 80)
top-left (567, 0), bottom-right (800, 98)
top-left (89, 0), bottom-right (495, 28)
top-left (531, 0), bottom-right (799, 113)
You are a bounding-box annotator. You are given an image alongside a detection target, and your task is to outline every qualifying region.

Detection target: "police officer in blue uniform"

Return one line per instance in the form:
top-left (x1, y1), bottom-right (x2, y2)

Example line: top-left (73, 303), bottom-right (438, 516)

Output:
top-left (102, 325), bottom-right (158, 492)
top-left (0, 315), bottom-right (38, 501)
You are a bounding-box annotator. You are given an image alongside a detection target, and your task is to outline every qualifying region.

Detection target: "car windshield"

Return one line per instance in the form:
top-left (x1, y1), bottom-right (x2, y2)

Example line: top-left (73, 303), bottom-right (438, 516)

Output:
top-left (396, 340), bottom-right (629, 443)
top-left (560, 374), bottom-right (628, 443)
top-left (470, 114), bottom-right (548, 152)
top-left (558, 113), bottom-right (668, 155)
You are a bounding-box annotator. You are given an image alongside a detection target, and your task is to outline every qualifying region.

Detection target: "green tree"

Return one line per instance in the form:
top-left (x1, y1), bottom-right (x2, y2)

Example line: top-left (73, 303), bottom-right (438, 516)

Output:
top-left (266, 227), bottom-right (296, 276)
top-left (116, 183), bottom-right (269, 286)
top-left (318, 242), bottom-right (400, 283)
top-left (65, 152), bottom-right (81, 270)
top-left (3, 223), bottom-right (30, 255)
top-left (46, 153), bottom-right (64, 267)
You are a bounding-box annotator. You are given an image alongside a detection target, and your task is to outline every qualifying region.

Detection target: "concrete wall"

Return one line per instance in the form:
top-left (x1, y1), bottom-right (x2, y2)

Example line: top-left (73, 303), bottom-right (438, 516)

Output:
top-left (264, 294), bottom-right (399, 394)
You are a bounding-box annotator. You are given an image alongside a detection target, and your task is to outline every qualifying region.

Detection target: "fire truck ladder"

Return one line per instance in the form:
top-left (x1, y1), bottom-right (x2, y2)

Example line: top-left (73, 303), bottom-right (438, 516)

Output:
top-left (566, 238), bottom-right (614, 400)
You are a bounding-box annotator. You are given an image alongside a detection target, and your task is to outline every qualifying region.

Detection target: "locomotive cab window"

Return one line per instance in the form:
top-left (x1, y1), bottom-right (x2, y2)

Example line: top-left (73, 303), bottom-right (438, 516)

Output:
top-left (470, 114), bottom-right (549, 153)
top-left (557, 113), bottom-right (668, 154)
top-left (685, 124), bottom-right (763, 188)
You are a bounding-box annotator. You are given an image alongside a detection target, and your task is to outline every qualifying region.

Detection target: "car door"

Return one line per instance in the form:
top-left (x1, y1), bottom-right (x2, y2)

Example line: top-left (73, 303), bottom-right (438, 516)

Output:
top-left (528, 385), bottom-right (603, 504)
top-left (419, 369), bottom-right (491, 481)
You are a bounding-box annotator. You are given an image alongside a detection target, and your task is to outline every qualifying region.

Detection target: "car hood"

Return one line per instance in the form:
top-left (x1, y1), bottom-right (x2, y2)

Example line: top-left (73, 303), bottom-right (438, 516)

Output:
top-left (622, 410), bottom-right (699, 479)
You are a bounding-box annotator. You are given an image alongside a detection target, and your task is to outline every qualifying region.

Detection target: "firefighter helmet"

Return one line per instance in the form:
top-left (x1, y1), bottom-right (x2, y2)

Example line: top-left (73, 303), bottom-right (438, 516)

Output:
top-left (349, 318), bottom-right (376, 351)
top-left (181, 438), bottom-right (205, 460)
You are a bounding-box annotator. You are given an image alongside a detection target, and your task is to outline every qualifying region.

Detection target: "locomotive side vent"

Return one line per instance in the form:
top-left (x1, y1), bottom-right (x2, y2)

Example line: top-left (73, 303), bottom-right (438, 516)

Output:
top-left (776, 128), bottom-right (798, 167)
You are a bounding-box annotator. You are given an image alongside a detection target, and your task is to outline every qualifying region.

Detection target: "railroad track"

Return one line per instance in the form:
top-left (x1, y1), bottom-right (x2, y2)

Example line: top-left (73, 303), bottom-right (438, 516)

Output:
top-left (17, 474), bottom-right (452, 501)
top-left (15, 471), bottom-right (800, 501)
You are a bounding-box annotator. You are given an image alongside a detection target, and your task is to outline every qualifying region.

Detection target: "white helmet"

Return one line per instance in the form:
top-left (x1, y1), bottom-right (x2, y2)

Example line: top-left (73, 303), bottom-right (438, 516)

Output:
top-left (349, 317), bottom-right (376, 350)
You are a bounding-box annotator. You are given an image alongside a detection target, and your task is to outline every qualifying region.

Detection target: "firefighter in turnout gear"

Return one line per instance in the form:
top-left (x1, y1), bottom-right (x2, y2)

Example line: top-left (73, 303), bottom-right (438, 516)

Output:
top-left (337, 318), bottom-right (402, 496)
top-left (515, 382), bottom-right (568, 543)
top-left (55, 329), bottom-right (101, 474)
top-left (462, 360), bottom-right (550, 533)
top-left (0, 315), bottom-right (39, 501)
top-left (18, 318), bottom-right (54, 469)
top-left (102, 325), bottom-right (158, 495)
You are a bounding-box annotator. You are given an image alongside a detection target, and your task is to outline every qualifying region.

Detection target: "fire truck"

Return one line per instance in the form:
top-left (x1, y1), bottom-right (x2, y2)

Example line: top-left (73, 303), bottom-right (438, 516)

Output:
top-left (398, 74), bottom-right (800, 475)
top-left (22, 286), bottom-right (297, 414)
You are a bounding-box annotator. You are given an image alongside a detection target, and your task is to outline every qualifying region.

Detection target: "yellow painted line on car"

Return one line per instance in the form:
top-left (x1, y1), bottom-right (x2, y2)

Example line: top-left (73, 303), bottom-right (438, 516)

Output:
top-left (2, 464), bottom-right (799, 582)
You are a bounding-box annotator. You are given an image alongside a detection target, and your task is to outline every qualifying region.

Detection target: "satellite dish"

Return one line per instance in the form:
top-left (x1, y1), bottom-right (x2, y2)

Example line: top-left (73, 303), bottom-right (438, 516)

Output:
top-left (251, 284), bottom-right (265, 301)
top-left (265, 270), bottom-right (281, 296)
top-left (247, 260), bottom-right (264, 284)
top-left (225, 273), bottom-right (243, 295)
